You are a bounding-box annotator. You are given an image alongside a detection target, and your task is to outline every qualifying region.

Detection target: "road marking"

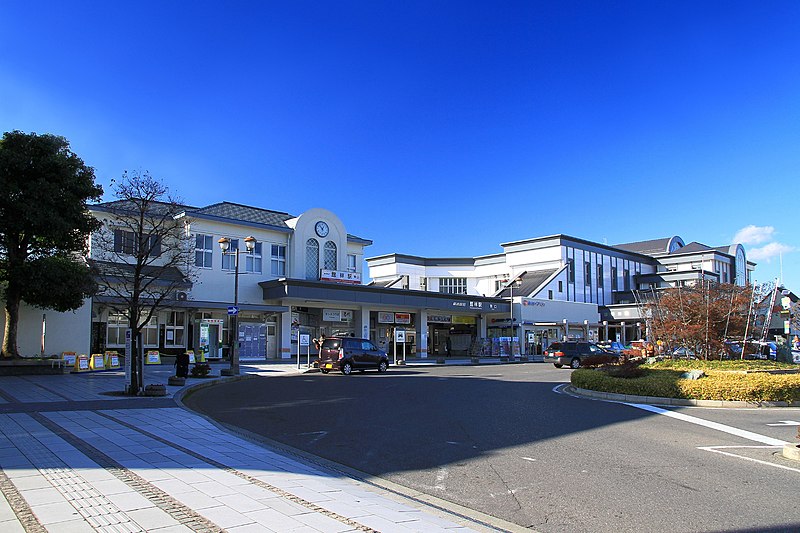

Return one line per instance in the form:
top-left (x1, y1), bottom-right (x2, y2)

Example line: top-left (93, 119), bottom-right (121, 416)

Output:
top-left (298, 431), bottom-right (328, 444)
top-left (521, 457), bottom-right (537, 462)
top-left (766, 420), bottom-right (800, 426)
top-left (699, 446), bottom-right (800, 474)
top-left (627, 403), bottom-right (788, 446)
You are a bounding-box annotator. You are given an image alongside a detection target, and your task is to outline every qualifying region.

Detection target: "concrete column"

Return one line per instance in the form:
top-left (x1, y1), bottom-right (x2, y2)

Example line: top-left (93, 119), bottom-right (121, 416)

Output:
top-left (359, 306), bottom-right (371, 340)
top-left (416, 310), bottom-right (428, 358)
top-left (280, 307), bottom-right (294, 359)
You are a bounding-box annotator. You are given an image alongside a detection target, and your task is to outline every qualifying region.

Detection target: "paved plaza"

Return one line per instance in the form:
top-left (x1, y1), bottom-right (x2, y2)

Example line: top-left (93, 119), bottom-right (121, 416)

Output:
top-left (0, 361), bottom-right (509, 533)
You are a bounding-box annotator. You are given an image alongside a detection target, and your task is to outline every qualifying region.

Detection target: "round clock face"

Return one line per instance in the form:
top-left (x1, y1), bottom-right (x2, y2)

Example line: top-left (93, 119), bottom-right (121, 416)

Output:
top-left (315, 221), bottom-right (329, 237)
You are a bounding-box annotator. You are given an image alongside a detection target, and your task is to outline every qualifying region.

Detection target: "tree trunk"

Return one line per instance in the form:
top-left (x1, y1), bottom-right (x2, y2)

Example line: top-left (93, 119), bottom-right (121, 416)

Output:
top-left (2, 284), bottom-right (22, 358)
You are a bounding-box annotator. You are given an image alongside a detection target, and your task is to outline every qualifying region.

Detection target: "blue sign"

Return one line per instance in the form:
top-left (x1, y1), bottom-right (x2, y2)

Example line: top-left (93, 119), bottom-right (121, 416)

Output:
top-left (227, 306), bottom-right (239, 315)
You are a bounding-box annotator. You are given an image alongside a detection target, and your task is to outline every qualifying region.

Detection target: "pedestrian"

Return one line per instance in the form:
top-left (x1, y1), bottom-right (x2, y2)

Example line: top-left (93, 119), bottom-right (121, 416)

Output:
top-left (175, 351), bottom-right (190, 378)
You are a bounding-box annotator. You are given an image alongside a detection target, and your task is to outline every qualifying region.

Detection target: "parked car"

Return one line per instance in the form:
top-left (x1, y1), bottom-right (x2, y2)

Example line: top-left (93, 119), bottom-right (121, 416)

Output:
top-left (543, 341), bottom-right (617, 369)
top-left (607, 341), bottom-right (627, 354)
top-left (670, 346), bottom-right (696, 358)
top-left (317, 337), bottom-right (390, 375)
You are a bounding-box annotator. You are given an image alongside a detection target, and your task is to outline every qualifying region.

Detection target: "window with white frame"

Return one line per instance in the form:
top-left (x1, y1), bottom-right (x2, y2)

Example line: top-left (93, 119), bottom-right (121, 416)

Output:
top-left (306, 238), bottom-right (319, 279)
top-left (245, 242), bottom-right (262, 273)
top-left (439, 277), bottom-right (467, 295)
top-left (271, 244), bottom-right (286, 277)
top-left (164, 311), bottom-right (185, 348)
top-left (324, 241), bottom-right (337, 270)
top-left (106, 313), bottom-right (157, 348)
top-left (347, 254), bottom-right (357, 273)
top-left (222, 238), bottom-right (239, 271)
top-left (195, 234), bottom-right (213, 268)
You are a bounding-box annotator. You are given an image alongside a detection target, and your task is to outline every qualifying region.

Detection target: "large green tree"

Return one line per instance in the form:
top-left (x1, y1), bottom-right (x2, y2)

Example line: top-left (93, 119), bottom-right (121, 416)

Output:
top-left (0, 131), bottom-right (103, 358)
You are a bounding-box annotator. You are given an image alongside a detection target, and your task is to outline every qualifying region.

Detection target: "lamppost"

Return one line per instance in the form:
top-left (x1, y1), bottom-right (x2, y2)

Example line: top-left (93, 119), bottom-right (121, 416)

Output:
top-left (219, 235), bottom-right (256, 376)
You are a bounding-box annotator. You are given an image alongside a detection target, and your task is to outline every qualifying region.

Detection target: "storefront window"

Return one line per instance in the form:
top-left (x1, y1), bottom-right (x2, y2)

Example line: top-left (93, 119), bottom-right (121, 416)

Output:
top-left (106, 313), bottom-right (158, 348)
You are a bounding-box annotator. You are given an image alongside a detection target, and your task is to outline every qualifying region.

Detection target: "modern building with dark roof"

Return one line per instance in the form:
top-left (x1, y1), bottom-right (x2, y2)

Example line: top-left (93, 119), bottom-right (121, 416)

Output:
top-left (367, 233), bottom-right (755, 356)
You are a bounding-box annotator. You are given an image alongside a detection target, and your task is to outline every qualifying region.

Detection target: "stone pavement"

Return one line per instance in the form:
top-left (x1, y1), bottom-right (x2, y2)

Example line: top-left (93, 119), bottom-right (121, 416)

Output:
top-left (0, 361), bottom-right (517, 533)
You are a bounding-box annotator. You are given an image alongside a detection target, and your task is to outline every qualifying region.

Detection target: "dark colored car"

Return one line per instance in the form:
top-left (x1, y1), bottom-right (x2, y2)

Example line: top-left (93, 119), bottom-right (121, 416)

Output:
top-left (543, 341), bottom-right (616, 369)
top-left (318, 337), bottom-right (390, 375)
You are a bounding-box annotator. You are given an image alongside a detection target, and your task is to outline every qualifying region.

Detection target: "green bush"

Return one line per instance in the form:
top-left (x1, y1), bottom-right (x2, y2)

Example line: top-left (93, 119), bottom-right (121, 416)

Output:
top-left (571, 366), bottom-right (800, 403)
top-left (648, 359), bottom-right (796, 371)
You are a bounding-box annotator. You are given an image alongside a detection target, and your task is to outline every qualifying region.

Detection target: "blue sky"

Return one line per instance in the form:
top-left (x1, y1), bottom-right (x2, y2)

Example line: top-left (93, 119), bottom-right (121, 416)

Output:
top-left (2, 1), bottom-right (798, 288)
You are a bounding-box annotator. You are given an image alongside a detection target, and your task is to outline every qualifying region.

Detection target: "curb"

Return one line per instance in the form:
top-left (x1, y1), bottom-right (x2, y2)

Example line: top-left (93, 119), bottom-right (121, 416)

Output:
top-left (782, 443), bottom-right (800, 462)
top-left (567, 386), bottom-right (800, 408)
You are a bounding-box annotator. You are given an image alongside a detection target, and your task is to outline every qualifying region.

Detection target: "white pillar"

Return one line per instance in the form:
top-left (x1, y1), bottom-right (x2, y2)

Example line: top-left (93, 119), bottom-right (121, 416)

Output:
top-left (280, 307), bottom-right (294, 359)
top-left (416, 310), bottom-right (428, 358)
top-left (359, 306), bottom-right (371, 340)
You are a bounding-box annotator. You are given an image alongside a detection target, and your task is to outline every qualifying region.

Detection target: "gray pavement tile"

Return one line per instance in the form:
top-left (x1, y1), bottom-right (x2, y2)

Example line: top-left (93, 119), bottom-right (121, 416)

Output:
top-left (293, 510), bottom-right (358, 532)
top-left (104, 491), bottom-right (155, 512)
top-left (0, 518), bottom-right (25, 533)
top-left (227, 523), bottom-right (281, 533)
top-left (355, 514), bottom-right (417, 532)
top-left (51, 517), bottom-right (97, 532)
top-left (246, 507), bottom-right (306, 530)
top-left (125, 507), bottom-right (181, 531)
top-left (169, 490), bottom-right (222, 511)
top-left (215, 493), bottom-right (268, 513)
top-left (260, 497), bottom-right (316, 517)
top-left (151, 478), bottom-right (194, 495)
top-left (19, 486), bottom-right (64, 506)
top-left (198, 504), bottom-right (254, 529)
top-left (9, 473), bottom-right (52, 491)
top-left (147, 524), bottom-right (195, 533)
top-left (191, 480), bottom-right (241, 498)
top-left (90, 479), bottom-right (137, 496)
top-left (28, 500), bottom-right (82, 525)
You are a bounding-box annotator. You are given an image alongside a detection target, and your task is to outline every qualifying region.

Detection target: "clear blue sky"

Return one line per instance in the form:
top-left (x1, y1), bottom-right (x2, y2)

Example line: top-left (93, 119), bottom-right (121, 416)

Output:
top-left (2, 1), bottom-right (798, 288)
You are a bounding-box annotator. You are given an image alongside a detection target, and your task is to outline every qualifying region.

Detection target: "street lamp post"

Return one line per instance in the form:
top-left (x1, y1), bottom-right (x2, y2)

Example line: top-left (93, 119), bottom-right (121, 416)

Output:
top-left (508, 276), bottom-right (521, 358)
top-left (219, 236), bottom-right (256, 376)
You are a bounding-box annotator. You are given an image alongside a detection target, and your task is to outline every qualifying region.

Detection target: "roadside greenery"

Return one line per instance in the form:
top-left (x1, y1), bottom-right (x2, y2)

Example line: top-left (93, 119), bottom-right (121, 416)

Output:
top-left (571, 360), bottom-right (800, 403)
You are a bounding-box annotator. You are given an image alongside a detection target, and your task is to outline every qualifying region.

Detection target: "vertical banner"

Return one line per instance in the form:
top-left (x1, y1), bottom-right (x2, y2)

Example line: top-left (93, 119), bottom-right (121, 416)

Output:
top-left (124, 329), bottom-right (132, 392)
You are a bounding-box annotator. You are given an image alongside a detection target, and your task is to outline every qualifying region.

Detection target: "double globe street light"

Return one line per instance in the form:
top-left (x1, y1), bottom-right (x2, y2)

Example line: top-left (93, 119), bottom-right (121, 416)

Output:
top-left (218, 235), bottom-right (256, 376)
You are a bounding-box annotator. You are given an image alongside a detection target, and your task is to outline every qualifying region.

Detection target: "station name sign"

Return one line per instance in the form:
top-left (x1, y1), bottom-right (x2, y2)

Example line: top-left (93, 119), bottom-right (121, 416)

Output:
top-left (320, 269), bottom-right (361, 284)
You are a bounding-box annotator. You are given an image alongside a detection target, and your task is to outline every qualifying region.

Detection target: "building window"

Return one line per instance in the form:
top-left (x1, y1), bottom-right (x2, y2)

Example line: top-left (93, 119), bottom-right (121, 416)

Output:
top-left (271, 244), bottom-right (286, 277)
top-left (611, 266), bottom-right (618, 291)
top-left (548, 290), bottom-right (553, 300)
top-left (439, 277), bottom-right (467, 295)
top-left (558, 280), bottom-right (563, 293)
top-left (623, 268), bottom-right (630, 291)
top-left (306, 238), bottom-right (319, 280)
top-left (585, 262), bottom-right (592, 288)
top-left (245, 242), bottom-right (262, 274)
top-left (596, 264), bottom-right (603, 288)
top-left (195, 234), bottom-right (213, 268)
top-left (324, 241), bottom-right (337, 270)
top-left (222, 238), bottom-right (239, 271)
top-left (165, 311), bottom-right (185, 348)
top-left (106, 313), bottom-right (157, 348)
top-left (567, 259), bottom-right (575, 283)
top-left (114, 229), bottom-right (136, 255)
top-left (105, 313), bottom-right (128, 347)
top-left (347, 254), bottom-right (357, 273)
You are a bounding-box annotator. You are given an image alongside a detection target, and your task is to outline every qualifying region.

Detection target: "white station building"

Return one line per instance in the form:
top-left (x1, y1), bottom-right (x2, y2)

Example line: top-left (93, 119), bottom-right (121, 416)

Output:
top-left (2, 198), bottom-right (754, 361)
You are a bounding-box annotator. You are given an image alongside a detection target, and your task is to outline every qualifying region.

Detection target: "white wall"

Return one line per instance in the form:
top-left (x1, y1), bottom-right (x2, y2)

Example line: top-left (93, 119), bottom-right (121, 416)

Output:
top-left (0, 300), bottom-right (92, 356)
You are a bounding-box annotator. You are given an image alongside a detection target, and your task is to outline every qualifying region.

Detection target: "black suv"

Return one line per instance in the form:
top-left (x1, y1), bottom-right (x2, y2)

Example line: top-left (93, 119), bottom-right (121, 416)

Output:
top-left (318, 337), bottom-right (390, 375)
top-left (543, 341), bottom-right (615, 369)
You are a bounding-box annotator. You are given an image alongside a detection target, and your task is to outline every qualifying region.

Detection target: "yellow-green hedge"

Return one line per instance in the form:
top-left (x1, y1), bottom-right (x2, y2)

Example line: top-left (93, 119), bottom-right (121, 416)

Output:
top-left (571, 368), bottom-right (800, 403)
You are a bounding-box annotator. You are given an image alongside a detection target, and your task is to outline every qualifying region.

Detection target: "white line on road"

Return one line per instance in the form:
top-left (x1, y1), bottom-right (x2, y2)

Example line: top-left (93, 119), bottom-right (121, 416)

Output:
top-left (626, 403), bottom-right (788, 446)
top-left (766, 420), bottom-right (800, 426)
top-left (699, 446), bottom-right (800, 474)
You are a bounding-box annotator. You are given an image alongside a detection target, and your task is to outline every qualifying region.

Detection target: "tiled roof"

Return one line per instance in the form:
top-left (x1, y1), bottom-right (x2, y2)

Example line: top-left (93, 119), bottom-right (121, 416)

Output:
top-left (189, 202), bottom-right (295, 228)
top-left (92, 199), bottom-right (196, 216)
top-left (495, 269), bottom-right (558, 298)
top-left (678, 242), bottom-right (713, 253)
top-left (614, 238), bottom-right (672, 255)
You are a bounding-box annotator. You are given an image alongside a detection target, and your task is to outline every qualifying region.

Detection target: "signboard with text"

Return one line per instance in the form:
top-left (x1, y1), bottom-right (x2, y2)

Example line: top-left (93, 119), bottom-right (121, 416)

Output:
top-left (320, 269), bottom-right (362, 284)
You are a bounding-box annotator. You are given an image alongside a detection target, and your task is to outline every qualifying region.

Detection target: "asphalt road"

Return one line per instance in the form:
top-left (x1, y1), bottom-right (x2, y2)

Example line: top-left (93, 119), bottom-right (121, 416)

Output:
top-left (183, 364), bottom-right (800, 532)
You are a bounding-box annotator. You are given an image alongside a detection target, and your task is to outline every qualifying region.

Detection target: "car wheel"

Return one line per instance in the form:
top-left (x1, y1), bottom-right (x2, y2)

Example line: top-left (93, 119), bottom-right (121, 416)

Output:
top-left (378, 360), bottom-right (388, 373)
top-left (570, 358), bottom-right (580, 369)
top-left (341, 361), bottom-right (352, 375)
top-left (320, 369), bottom-right (329, 374)
top-left (553, 363), bottom-right (563, 368)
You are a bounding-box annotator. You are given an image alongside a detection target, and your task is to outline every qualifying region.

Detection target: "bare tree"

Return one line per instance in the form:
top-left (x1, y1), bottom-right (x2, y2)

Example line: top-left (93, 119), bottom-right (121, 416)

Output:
top-left (92, 171), bottom-right (195, 394)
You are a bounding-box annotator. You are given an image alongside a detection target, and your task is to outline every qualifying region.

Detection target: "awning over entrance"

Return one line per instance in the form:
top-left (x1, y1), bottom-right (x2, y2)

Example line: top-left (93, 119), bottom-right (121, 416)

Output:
top-left (259, 279), bottom-right (510, 314)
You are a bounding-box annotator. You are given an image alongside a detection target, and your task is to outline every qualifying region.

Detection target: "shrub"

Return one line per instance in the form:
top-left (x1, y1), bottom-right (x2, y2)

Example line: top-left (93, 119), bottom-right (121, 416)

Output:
top-left (571, 367), bottom-right (800, 403)
top-left (580, 354), bottom-right (619, 368)
top-left (191, 363), bottom-right (211, 378)
top-left (604, 361), bottom-right (646, 379)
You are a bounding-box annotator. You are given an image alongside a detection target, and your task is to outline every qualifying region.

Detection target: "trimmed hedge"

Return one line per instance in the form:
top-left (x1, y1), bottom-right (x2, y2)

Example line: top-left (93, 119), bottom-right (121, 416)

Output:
top-left (571, 363), bottom-right (800, 403)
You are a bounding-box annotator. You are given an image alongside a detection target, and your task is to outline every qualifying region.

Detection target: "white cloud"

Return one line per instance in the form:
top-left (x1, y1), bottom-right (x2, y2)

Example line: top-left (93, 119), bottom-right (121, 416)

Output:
top-left (734, 225), bottom-right (775, 245)
top-left (747, 242), bottom-right (795, 263)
